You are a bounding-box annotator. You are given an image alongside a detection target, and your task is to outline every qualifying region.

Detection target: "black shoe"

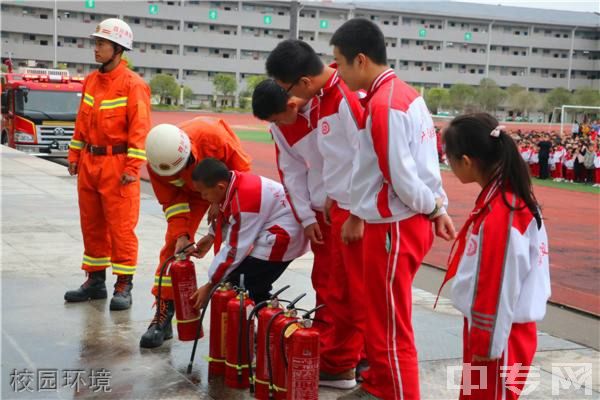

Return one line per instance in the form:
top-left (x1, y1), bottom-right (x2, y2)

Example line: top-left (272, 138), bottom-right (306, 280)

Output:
top-left (355, 358), bottom-right (369, 383)
top-left (64, 271), bottom-right (107, 302)
top-left (139, 298), bottom-right (174, 348)
top-left (109, 275), bottom-right (133, 311)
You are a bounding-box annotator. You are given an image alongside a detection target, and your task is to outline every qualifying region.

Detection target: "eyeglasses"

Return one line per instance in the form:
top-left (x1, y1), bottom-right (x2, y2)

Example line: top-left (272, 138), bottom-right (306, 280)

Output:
top-left (285, 77), bottom-right (302, 94)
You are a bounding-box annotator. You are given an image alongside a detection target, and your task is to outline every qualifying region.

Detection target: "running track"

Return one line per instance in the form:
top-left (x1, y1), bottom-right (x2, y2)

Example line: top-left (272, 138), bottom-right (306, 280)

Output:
top-left (147, 111), bottom-right (600, 316)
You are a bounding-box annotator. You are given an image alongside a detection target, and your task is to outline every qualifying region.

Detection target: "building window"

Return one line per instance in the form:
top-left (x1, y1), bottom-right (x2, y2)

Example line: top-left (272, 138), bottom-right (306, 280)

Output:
top-left (134, 18), bottom-right (141, 24)
top-left (165, 49), bottom-right (173, 55)
top-left (223, 53), bottom-right (230, 58)
top-left (478, 69), bottom-right (484, 74)
top-left (40, 40), bottom-right (48, 46)
top-left (40, 14), bottom-right (48, 19)
top-left (167, 25), bottom-right (174, 30)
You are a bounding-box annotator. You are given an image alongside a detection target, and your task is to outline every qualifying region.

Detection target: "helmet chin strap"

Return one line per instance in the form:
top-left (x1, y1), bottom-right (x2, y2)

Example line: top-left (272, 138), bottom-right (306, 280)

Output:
top-left (100, 43), bottom-right (123, 72)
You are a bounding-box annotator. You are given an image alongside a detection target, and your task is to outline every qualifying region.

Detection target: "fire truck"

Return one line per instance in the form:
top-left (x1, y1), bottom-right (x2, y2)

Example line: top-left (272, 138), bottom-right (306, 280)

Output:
top-left (1, 66), bottom-right (84, 157)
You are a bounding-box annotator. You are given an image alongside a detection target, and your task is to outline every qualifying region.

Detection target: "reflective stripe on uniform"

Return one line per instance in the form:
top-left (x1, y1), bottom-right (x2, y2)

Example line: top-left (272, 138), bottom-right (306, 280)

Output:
top-left (69, 139), bottom-right (85, 150)
top-left (127, 147), bottom-right (146, 161)
top-left (169, 178), bottom-right (186, 187)
top-left (83, 93), bottom-right (94, 107)
top-left (112, 263), bottom-right (137, 275)
top-left (164, 203), bottom-right (190, 220)
top-left (154, 276), bottom-right (172, 287)
top-left (99, 96), bottom-right (128, 110)
top-left (82, 255), bottom-right (111, 267)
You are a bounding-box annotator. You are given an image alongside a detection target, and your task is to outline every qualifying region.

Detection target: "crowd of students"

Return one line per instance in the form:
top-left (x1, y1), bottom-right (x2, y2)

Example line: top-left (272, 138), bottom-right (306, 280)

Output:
top-left (436, 124), bottom-right (600, 187)
top-left (514, 129), bottom-right (600, 186)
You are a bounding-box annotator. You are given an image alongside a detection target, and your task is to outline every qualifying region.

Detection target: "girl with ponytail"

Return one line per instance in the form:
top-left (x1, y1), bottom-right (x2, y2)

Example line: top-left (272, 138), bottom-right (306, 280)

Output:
top-left (437, 113), bottom-right (551, 399)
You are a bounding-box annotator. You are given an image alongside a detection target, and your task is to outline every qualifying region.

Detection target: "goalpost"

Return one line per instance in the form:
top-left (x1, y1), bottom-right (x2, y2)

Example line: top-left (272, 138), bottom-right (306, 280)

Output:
top-left (560, 105), bottom-right (600, 136)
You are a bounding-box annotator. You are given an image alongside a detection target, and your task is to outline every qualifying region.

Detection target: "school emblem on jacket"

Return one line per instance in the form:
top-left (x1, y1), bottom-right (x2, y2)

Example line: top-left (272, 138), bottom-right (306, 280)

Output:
top-left (538, 242), bottom-right (548, 266)
top-left (321, 121), bottom-right (330, 135)
top-left (466, 238), bottom-right (477, 256)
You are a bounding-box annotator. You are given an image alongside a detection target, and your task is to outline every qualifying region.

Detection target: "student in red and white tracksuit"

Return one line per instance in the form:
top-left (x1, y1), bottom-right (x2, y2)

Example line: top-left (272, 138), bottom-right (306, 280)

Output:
top-left (564, 151), bottom-right (575, 182)
top-left (440, 114), bottom-right (550, 400)
top-left (266, 42), bottom-right (366, 388)
top-left (331, 19), bottom-right (455, 399)
top-left (191, 160), bottom-right (309, 306)
top-left (251, 80), bottom-right (332, 340)
top-left (594, 150), bottom-right (600, 186)
top-left (529, 149), bottom-right (539, 178)
top-left (551, 145), bottom-right (566, 180)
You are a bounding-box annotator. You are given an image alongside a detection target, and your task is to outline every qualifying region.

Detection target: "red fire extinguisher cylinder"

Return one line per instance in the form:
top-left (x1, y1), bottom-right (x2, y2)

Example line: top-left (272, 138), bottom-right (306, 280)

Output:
top-left (225, 291), bottom-right (255, 389)
top-left (170, 258), bottom-right (203, 341)
top-left (208, 284), bottom-right (237, 376)
top-left (285, 320), bottom-right (320, 400)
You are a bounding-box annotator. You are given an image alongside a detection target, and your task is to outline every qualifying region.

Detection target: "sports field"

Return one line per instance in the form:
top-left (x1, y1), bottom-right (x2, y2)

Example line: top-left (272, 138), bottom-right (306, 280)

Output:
top-left (149, 111), bottom-right (600, 316)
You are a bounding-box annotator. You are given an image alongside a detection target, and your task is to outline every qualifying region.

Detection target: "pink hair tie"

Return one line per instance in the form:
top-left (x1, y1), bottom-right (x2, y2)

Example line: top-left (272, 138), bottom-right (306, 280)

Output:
top-left (490, 125), bottom-right (505, 138)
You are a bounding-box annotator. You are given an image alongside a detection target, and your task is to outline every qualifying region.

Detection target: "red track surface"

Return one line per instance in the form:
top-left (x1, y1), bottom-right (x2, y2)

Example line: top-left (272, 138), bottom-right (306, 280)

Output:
top-left (145, 111), bottom-right (599, 315)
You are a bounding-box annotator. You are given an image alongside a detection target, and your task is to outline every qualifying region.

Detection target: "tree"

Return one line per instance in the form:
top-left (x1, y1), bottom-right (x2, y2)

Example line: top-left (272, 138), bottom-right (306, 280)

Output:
top-left (183, 86), bottom-right (194, 104)
top-left (573, 88), bottom-right (600, 107)
top-left (1, 64), bottom-right (8, 73)
top-left (213, 73), bottom-right (237, 99)
top-left (476, 78), bottom-right (506, 113)
top-left (149, 74), bottom-right (179, 105)
top-left (122, 53), bottom-right (134, 70)
top-left (543, 87), bottom-right (572, 113)
top-left (424, 87), bottom-right (449, 114)
top-left (57, 63), bottom-right (68, 70)
top-left (245, 74), bottom-right (267, 94)
top-left (448, 84), bottom-right (477, 113)
top-left (511, 91), bottom-right (539, 118)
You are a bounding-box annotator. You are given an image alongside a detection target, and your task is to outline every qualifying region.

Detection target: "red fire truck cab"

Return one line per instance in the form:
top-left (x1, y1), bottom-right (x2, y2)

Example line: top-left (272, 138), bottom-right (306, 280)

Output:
top-left (1, 67), bottom-right (83, 157)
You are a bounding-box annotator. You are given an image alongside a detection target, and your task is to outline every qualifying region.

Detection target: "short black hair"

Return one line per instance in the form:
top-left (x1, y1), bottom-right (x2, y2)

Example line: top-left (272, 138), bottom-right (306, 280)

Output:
top-left (252, 79), bottom-right (289, 120)
top-left (192, 158), bottom-right (231, 187)
top-left (266, 39), bottom-right (324, 83)
top-left (330, 18), bottom-right (387, 65)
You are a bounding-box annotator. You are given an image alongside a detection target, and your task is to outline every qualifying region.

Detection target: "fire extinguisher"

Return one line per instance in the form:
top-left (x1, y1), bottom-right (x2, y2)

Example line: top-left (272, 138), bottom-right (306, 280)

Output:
top-left (245, 285), bottom-right (291, 396)
top-left (281, 306), bottom-right (324, 400)
top-left (203, 282), bottom-right (237, 376)
top-left (170, 255), bottom-right (202, 341)
top-left (225, 275), bottom-right (256, 389)
top-left (265, 294), bottom-right (307, 400)
top-left (155, 242), bottom-right (196, 341)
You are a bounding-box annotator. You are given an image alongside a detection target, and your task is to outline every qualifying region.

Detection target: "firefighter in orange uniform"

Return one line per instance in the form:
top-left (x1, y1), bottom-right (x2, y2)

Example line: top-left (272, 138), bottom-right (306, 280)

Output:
top-left (64, 18), bottom-right (151, 311)
top-left (140, 118), bottom-right (251, 348)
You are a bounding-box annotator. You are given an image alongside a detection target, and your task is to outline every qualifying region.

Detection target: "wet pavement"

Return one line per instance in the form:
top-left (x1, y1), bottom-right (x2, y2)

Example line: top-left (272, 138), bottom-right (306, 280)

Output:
top-left (1, 146), bottom-right (599, 399)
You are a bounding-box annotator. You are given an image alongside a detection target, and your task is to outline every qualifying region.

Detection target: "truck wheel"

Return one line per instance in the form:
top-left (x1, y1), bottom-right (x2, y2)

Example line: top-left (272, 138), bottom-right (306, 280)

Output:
top-left (1, 131), bottom-right (8, 145)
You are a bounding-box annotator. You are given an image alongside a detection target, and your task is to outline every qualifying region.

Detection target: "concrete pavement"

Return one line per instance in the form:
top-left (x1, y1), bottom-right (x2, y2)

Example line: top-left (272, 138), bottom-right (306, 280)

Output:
top-left (1, 146), bottom-right (598, 399)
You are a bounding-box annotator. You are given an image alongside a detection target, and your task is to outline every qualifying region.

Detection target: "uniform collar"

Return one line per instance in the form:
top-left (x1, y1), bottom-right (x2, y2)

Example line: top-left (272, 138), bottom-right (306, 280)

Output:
top-left (361, 68), bottom-right (395, 106)
top-left (317, 64), bottom-right (340, 98)
top-left (220, 171), bottom-right (239, 212)
top-left (98, 59), bottom-right (127, 80)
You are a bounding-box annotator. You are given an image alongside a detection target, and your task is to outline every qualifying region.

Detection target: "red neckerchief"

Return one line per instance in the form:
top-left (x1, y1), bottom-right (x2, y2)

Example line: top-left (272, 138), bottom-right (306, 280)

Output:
top-left (434, 179), bottom-right (501, 308)
top-left (360, 68), bottom-right (395, 107)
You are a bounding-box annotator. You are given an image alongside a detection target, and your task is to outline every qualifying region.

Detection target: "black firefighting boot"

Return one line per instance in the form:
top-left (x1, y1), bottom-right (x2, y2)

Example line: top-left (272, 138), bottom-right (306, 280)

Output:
top-left (139, 298), bottom-right (174, 348)
top-left (109, 275), bottom-right (133, 311)
top-left (64, 270), bottom-right (107, 302)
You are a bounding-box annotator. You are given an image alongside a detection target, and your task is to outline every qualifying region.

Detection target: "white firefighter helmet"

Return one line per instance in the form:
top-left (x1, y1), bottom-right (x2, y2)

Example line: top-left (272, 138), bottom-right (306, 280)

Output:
top-left (146, 124), bottom-right (192, 176)
top-left (91, 18), bottom-right (133, 50)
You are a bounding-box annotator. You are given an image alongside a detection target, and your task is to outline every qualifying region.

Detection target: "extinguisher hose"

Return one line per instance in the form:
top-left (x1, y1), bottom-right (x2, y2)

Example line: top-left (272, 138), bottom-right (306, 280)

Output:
top-left (265, 309), bottom-right (285, 399)
top-left (246, 285), bottom-right (291, 393)
top-left (264, 292), bottom-right (306, 398)
top-left (155, 242), bottom-right (196, 338)
top-left (280, 305), bottom-right (325, 368)
top-left (187, 279), bottom-right (225, 374)
top-left (237, 286), bottom-right (245, 383)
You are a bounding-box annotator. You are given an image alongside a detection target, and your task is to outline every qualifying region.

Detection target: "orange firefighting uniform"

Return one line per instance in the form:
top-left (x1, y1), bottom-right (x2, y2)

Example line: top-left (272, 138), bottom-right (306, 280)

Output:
top-left (149, 117), bottom-right (252, 299)
top-left (68, 60), bottom-right (151, 276)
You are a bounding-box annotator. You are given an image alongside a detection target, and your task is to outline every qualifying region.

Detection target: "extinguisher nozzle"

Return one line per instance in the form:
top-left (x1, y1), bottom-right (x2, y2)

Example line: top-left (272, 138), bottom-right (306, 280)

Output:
top-left (186, 362), bottom-right (193, 374)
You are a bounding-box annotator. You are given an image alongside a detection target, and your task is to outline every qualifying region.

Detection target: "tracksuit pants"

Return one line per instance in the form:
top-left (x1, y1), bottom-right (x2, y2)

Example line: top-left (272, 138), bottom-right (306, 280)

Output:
top-left (360, 214), bottom-right (433, 400)
top-left (318, 202), bottom-right (365, 375)
top-left (460, 320), bottom-right (537, 400)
